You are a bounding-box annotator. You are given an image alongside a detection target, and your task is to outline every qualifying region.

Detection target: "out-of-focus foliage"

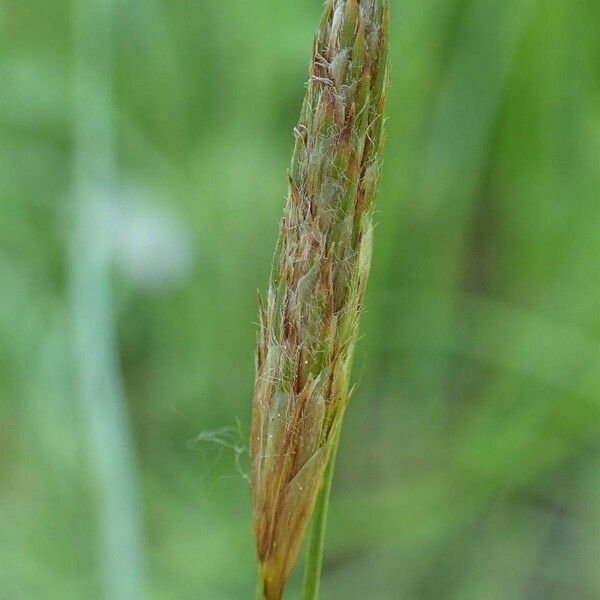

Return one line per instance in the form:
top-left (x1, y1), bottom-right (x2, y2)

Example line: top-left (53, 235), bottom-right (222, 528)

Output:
top-left (0, 1), bottom-right (598, 599)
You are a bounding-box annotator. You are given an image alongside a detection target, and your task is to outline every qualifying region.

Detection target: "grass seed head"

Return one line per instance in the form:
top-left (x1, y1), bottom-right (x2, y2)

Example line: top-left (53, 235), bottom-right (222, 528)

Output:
top-left (251, 1), bottom-right (389, 597)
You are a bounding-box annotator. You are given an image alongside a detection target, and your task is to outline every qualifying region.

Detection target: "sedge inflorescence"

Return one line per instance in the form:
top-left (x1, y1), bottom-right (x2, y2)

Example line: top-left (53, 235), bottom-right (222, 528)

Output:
top-left (250, 1), bottom-right (389, 597)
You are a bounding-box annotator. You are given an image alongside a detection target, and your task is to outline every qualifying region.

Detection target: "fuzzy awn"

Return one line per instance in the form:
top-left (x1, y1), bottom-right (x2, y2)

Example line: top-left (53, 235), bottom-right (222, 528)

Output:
top-left (251, 1), bottom-right (389, 598)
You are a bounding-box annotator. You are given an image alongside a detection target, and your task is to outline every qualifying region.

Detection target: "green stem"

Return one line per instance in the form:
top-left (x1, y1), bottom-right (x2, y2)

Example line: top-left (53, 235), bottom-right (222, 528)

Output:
top-left (302, 427), bottom-right (342, 600)
top-left (255, 563), bottom-right (265, 600)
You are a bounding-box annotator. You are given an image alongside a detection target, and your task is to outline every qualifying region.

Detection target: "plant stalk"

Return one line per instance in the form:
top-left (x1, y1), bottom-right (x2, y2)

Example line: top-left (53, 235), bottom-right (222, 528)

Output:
top-left (302, 426), bottom-right (341, 600)
top-left (256, 565), bottom-right (266, 600)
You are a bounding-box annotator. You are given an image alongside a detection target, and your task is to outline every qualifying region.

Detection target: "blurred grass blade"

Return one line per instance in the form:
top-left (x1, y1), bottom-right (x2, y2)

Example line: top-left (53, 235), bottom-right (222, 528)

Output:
top-left (70, 0), bottom-right (147, 598)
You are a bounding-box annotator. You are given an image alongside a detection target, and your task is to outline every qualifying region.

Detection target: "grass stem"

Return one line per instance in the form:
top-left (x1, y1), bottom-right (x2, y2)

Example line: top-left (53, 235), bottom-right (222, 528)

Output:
top-left (302, 427), bottom-right (341, 600)
top-left (255, 565), bottom-right (266, 600)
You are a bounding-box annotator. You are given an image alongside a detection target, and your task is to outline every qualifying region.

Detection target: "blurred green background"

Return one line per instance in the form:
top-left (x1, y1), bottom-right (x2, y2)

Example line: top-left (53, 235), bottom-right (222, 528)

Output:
top-left (1, 0), bottom-right (599, 598)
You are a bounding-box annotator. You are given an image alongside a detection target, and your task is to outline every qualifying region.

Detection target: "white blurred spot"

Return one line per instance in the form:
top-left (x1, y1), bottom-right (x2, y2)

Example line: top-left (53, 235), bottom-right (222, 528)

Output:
top-left (99, 184), bottom-right (194, 290)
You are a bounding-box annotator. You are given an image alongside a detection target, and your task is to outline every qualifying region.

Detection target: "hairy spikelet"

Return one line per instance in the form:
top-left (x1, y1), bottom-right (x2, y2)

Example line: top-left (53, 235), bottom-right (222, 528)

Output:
top-left (251, 1), bottom-right (389, 597)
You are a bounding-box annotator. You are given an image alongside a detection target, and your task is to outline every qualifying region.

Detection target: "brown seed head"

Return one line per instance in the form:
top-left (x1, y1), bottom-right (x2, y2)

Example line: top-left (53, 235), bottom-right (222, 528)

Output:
top-left (251, 1), bottom-right (389, 597)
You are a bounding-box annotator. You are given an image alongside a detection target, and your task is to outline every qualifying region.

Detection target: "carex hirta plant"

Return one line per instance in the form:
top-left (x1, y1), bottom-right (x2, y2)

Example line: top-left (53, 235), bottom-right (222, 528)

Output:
top-left (250, 1), bottom-right (389, 598)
